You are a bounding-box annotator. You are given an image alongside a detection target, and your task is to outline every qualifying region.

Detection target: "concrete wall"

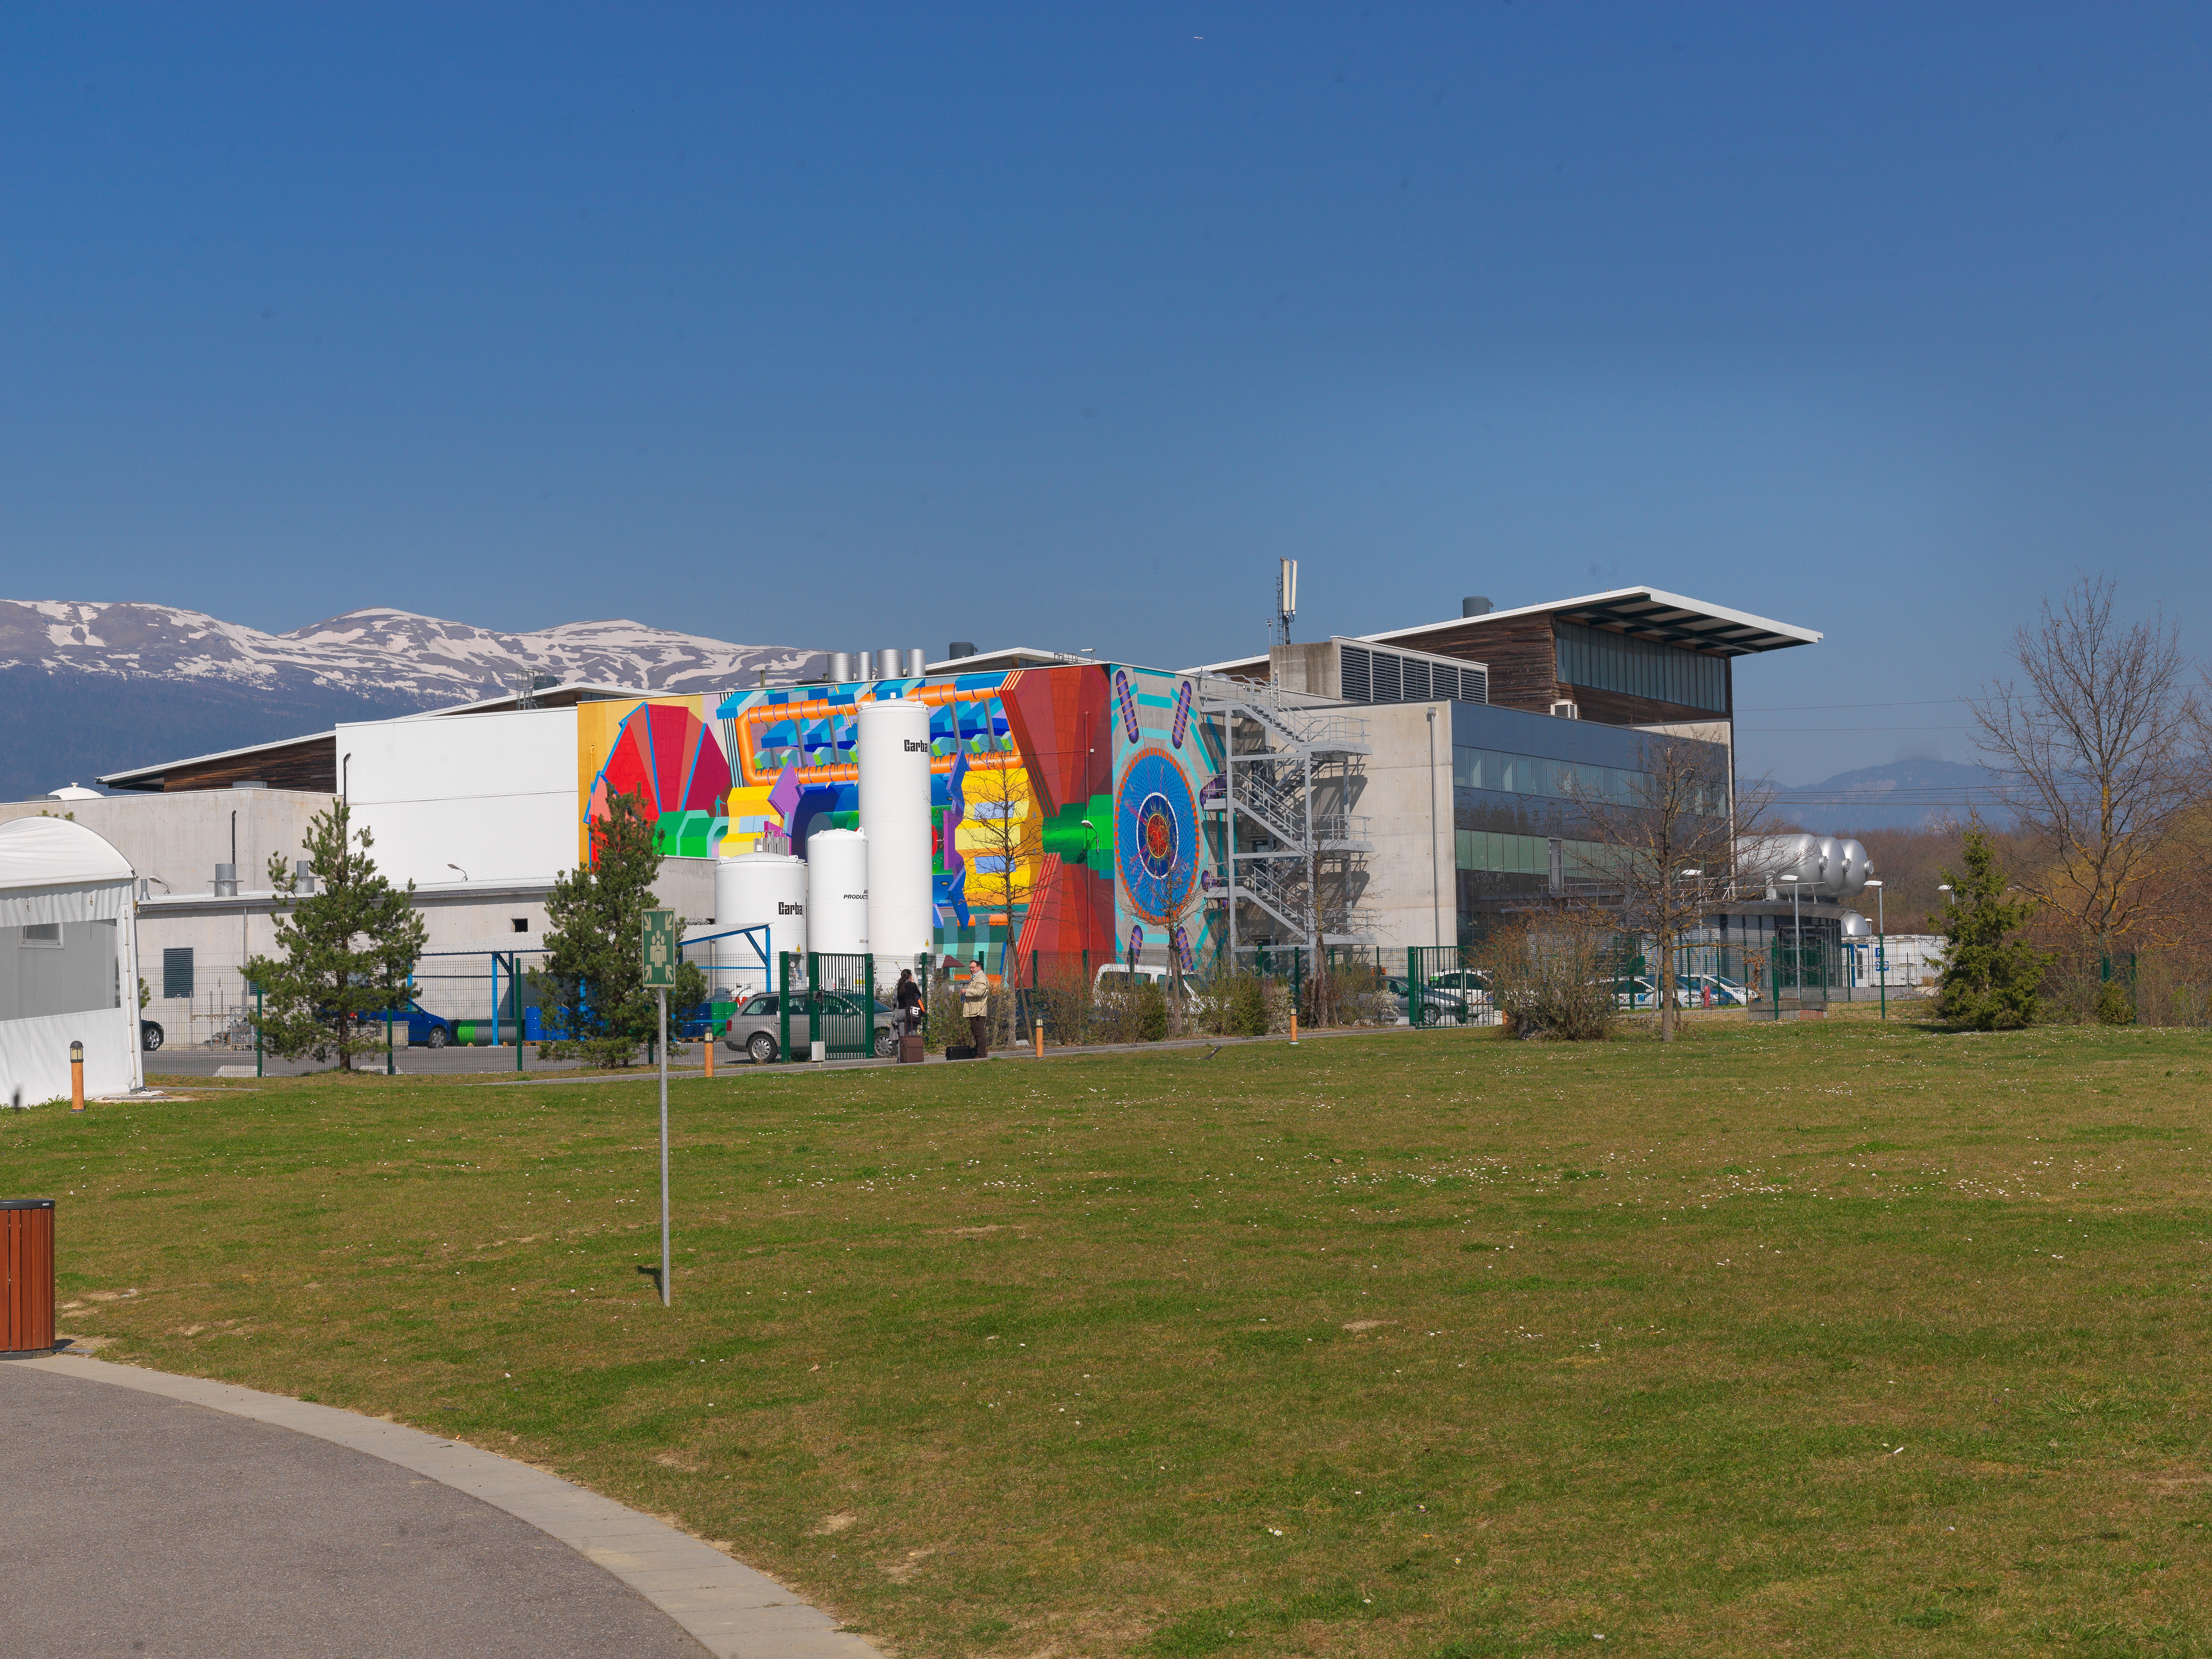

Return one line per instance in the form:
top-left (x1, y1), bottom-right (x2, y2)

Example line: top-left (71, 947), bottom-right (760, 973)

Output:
top-left (0, 788), bottom-right (333, 899)
top-left (1349, 701), bottom-right (1455, 950)
top-left (341, 706), bottom-right (578, 893)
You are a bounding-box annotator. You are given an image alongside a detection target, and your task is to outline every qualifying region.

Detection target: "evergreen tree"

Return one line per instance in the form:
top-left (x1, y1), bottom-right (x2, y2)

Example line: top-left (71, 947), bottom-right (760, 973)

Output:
top-left (531, 790), bottom-right (707, 1068)
top-left (247, 799), bottom-right (428, 1070)
top-left (1935, 825), bottom-right (2050, 1030)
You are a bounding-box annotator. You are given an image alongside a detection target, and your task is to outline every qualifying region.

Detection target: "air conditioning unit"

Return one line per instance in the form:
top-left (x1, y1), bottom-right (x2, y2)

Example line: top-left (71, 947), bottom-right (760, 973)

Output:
top-left (1549, 700), bottom-right (1580, 720)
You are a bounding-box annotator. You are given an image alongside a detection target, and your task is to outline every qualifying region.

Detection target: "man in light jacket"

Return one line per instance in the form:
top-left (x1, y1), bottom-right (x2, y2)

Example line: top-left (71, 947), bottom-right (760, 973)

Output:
top-left (961, 956), bottom-right (992, 1057)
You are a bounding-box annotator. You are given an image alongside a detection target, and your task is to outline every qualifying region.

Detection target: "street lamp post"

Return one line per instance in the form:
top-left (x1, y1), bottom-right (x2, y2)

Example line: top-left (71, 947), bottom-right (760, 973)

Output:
top-left (1780, 874), bottom-right (1801, 1000)
top-left (1865, 879), bottom-right (1886, 1020)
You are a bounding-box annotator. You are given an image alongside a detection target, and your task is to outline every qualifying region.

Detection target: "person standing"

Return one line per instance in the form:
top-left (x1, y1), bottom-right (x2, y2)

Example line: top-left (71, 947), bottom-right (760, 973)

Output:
top-left (895, 968), bottom-right (924, 1035)
top-left (961, 955), bottom-right (992, 1056)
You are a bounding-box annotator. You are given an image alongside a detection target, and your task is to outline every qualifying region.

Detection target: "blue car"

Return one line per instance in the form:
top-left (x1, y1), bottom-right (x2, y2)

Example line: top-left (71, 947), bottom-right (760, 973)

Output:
top-left (363, 999), bottom-right (460, 1048)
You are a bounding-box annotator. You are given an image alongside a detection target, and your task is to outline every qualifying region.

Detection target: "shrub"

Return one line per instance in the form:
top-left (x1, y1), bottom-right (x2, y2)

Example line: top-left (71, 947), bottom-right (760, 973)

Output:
top-left (1135, 983), bottom-right (1169, 1042)
top-left (1476, 909), bottom-right (1621, 1042)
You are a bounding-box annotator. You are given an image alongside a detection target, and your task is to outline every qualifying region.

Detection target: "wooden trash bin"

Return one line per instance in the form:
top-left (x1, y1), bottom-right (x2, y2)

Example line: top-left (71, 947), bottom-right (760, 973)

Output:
top-left (2, 1199), bottom-right (56, 1358)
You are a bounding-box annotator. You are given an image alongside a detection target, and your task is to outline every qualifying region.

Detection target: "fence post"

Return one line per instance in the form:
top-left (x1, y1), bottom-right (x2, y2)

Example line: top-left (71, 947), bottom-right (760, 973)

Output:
top-left (779, 952), bottom-right (792, 1062)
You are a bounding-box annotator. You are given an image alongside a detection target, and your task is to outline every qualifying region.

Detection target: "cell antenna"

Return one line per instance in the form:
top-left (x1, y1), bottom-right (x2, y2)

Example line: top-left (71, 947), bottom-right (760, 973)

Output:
top-left (1275, 558), bottom-right (1298, 646)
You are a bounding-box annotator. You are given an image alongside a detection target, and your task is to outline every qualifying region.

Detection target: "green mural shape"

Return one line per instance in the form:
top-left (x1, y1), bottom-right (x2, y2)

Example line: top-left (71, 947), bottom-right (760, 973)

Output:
top-left (1039, 794), bottom-right (1115, 867)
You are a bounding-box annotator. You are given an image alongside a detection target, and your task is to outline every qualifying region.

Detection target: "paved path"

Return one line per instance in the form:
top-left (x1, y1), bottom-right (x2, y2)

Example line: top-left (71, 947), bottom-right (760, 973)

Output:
top-left (2, 1356), bottom-right (881, 1659)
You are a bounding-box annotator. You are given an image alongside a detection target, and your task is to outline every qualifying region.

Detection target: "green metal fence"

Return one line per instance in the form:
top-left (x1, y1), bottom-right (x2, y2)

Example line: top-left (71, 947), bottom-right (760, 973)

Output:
top-left (774, 951), bottom-right (880, 1061)
top-left (1405, 945), bottom-right (1499, 1028)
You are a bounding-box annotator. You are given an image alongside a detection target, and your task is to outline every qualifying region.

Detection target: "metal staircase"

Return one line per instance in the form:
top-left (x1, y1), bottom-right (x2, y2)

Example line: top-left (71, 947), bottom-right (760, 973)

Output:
top-left (1198, 677), bottom-right (1373, 954)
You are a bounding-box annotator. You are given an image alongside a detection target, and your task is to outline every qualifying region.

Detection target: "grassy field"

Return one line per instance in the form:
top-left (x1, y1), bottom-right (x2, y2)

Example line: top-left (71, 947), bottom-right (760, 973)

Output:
top-left (14, 1013), bottom-right (2212, 1657)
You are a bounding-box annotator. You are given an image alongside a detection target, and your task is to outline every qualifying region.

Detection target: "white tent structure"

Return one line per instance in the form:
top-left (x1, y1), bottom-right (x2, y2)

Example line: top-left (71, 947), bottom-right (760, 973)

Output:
top-left (0, 818), bottom-right (142, 1105)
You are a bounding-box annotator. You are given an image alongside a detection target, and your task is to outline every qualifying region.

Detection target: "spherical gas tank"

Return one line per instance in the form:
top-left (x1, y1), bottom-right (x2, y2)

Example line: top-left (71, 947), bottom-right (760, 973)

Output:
top-left (1835, 839), bottom-right (1872, 897)
top-left (714, 852), bottom-right (807, 990)
top-left (857, 698), bottom-right (933, 962)
top-left (806, 828), bottom-right (870, 956)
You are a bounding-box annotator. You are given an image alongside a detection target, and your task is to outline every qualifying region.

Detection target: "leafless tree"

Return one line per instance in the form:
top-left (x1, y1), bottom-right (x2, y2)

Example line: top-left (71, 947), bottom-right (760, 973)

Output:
top-left (1569, 735), bottom-right (1771, 1043)
top-left (1971, 576), bottom-right (2206, 955)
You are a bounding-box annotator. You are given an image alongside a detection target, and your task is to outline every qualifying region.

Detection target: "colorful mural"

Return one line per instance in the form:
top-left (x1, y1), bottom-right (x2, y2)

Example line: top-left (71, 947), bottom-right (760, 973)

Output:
top-left (1109, 666), bottom-right (1221, 971)
top-left (574, 697), bottom-right (732, 865)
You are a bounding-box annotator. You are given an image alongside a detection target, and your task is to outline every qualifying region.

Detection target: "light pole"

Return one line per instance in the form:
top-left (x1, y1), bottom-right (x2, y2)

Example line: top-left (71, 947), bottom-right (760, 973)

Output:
top-left (1865, 879), bottom-right (1886, 1020)
top-left (1780, 874), bottom-right (1800, 998)
top-left (1680, 871), bottom-right (1703, 1006)
top-left (448, 863), bottom-right (470, 882)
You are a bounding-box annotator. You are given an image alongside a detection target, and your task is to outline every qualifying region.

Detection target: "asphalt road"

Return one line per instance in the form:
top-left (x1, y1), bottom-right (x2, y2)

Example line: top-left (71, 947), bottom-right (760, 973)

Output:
top-left (0, 1362), bottom-right (708, 1659)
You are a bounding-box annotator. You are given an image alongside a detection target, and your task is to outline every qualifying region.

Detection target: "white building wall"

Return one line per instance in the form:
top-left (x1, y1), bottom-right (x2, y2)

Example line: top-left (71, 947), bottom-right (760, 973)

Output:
top-left (1349, 701), bottom-right (1456, 951)
top-left (0, 789), bottom-right (334, 899)
top-left (341, 707), bottom-right (578, 892)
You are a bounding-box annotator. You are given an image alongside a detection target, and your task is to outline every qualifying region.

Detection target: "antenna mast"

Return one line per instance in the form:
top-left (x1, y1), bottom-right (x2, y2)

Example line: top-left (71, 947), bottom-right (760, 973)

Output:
top-left (1274, 557), bottom-right (1298, 647)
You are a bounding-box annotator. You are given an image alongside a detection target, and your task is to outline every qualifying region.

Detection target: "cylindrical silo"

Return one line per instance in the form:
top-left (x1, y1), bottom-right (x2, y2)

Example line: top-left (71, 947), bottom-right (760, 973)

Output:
top-left (828, 651), bottom-right (855, 683)
top-left (858, 698), bottom-right (934, 960)
top-left (855, 650), bottom-right (876, 682)
top-left (806, 829), bottom-right (870, 955)
top-left (904, 647), bottom-right (927, 677)
top-left (714, 852), bottom-right (807, 993)
top-left (879, 647), bottom-right (906, 680)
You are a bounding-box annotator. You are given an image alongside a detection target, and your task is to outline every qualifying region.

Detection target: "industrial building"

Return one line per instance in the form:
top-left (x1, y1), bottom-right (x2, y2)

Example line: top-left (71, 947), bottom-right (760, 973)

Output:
top-left (0, 581), bottom-right (1880, 1051)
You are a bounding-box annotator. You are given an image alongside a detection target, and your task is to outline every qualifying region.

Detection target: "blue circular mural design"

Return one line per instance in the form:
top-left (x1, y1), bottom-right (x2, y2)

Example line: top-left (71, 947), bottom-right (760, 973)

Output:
top-left (1116, 746), bottom-right (1197, 925)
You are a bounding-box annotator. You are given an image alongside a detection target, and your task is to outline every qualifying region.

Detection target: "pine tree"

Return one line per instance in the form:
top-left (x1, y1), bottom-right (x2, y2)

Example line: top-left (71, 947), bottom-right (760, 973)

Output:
top-left (531, 790), bottom-right (707, 1068)
top-left (247, 799), bottom-right (428, 1070)
top-left (1935, 826), bottom-right (2050, 1031)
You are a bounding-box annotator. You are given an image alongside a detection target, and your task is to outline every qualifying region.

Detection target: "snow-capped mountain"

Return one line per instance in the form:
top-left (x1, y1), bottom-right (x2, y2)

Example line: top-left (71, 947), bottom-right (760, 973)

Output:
top-left (0, 601), bottom-right (825, 803)
top-left (0, 601), bottom-right (824, 702)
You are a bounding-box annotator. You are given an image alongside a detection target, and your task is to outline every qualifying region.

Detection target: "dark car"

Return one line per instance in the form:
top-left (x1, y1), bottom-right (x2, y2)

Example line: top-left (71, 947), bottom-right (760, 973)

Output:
top-left (139, 1019), bottom-right (164, 1052)
top-left (722, 991), bottom-right (899, 1062)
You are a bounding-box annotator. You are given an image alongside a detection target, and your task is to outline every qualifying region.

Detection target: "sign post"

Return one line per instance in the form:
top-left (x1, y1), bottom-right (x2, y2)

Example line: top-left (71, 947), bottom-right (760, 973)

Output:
top-left (642, 909), bottom-right (677, 1307)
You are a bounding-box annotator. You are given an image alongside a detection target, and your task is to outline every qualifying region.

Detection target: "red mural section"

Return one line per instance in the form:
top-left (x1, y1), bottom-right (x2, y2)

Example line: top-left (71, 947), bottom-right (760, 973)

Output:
top-left (586, 703), bottom-right (731, 859)
top-left (1000, 667), bottom-right (1115, 963)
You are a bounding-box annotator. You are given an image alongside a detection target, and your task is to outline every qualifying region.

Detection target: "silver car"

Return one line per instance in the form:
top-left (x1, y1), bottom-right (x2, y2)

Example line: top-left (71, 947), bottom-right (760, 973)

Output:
top-left (721, 990), bottom-right (900, 1063)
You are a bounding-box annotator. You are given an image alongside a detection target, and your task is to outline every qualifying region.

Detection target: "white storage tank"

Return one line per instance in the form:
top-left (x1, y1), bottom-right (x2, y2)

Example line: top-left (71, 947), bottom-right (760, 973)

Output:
top-left (857, 697), bottom-right (933, 960)
top-left (714, 852), bottom-right (807, 990)
top-left (806, 828), bottom-right (870, 955)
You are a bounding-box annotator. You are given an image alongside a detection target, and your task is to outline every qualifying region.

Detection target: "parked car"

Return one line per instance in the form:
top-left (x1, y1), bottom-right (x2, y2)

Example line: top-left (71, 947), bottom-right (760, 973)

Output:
top-left (1093, 963), bottom-right (1210, 1012)
top-left (1385, 976), bottom-right (1479, 1021)
top-left (353, 999), bottom-right (460, 1047)
top-left (1677, 973), bottom-right (1751, 1007)
top-left (1425, 968), bottom-right (1493, 1006)
top-left (722, 990), bottom-right (899, 1062)
top-left (139, 1019), bottom-right (164, 1052)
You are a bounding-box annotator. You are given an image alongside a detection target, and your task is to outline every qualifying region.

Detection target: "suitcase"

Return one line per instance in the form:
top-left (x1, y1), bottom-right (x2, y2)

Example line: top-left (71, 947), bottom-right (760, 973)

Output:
top-left (944, 1044), bottom-right (977, 1061)
top-left (898, 1035), bottom-right (925, 1064)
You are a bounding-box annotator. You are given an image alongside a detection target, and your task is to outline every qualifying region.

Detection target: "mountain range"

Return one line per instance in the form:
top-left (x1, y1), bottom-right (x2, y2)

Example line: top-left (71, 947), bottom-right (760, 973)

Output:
top-left (1772, 758), bottom-right (2006, 832)
top-left (0, 601), bottom-right (823, 803)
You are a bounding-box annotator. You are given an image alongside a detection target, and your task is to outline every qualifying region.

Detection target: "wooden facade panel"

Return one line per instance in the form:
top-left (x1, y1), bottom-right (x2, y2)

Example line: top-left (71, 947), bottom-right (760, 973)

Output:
top-left (1570, 681), bottom-right (1732, 730)
top-left (1406, 617), bottom-right (1560, 712)
top-left (155, 737), bottom-right (338, 794)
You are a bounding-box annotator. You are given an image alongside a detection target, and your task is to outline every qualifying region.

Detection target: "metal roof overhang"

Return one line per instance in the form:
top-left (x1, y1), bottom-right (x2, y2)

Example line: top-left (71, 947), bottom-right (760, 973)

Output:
top-left (1364, 587), bottom-right (1821, 658)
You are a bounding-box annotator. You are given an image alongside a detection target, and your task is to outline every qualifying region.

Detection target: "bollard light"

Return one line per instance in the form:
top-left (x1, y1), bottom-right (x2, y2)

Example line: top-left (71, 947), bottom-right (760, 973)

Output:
top-left (69, 1040), bottom-right (85, 1112)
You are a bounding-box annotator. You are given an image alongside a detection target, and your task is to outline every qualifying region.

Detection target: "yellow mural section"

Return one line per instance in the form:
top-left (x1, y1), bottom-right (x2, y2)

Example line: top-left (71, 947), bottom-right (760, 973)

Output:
top-left (953, 761), bottom-right (1042, 913)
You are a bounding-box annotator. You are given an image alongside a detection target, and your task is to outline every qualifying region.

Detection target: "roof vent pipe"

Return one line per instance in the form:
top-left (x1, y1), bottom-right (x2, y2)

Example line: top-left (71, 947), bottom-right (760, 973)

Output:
top-left (214, 864), bottom-right (238, 898)
top-left (1463, 596), bottom-right (1493, 617)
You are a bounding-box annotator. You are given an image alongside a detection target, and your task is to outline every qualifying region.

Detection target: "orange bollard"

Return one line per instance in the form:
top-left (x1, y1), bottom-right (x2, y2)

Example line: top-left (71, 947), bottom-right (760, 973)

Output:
top-left (1289, 1011), bottom-right (1299, 1046)
top-left (705, 1024), bottom-right (715, 1078)
top-left (1034, 1019), bottom-right (1044, 1059)
top-left (69, 1040), bottom-right (85, 1111)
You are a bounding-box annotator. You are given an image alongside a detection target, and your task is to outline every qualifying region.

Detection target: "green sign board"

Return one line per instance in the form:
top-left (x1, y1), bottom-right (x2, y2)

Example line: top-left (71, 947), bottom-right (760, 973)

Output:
top-left (641, 909), bottom-right (677, 989)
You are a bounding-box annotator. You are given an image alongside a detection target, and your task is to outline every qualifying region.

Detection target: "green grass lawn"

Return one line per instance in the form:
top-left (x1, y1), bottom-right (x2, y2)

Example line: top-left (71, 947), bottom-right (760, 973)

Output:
top-left (16, 1014), bottom-right (2212, 1656)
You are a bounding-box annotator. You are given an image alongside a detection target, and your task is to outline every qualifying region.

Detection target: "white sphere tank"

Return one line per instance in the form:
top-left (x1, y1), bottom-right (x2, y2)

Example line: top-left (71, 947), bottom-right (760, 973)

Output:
top-left (857, 698), bottom-right (934, 960)
top-left (714, 852), bottom-right (807, 989)
top-left (806, 828), bottom-right (870, 955)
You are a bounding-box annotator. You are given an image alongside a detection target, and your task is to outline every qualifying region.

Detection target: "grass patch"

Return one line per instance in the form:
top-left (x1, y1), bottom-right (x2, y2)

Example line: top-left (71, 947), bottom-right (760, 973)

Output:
top-left (15, 1013), bottom-right (2212, 1654)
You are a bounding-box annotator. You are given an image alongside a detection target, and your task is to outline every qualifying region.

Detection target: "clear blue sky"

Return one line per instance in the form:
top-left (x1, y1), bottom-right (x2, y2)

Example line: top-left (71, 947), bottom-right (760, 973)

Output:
top-left (6, 5), bottom-right (2209, 784)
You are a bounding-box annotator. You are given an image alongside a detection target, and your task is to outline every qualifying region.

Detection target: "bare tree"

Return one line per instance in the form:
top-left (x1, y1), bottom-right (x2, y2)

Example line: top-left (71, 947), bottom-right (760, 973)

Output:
top-left (1569, 735), bottom-right (1768, 1043)
top-left (1971, 576), bottom-right (2206, 956)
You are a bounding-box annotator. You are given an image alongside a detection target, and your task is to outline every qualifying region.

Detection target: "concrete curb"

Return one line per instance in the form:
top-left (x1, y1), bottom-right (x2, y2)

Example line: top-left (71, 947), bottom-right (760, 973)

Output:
top-left (17, 1353), bottom-right (884, 1659)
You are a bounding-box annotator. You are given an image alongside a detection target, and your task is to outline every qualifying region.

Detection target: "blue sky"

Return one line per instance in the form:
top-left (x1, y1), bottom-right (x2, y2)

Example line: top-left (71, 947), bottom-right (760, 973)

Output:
top-left (6, 5), bottom-right (2209, 784)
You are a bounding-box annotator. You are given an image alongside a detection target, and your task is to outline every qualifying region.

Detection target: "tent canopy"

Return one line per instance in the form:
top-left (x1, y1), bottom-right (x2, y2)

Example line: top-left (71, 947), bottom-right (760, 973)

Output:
top-left (0, 818), bottom-right (135, 929)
